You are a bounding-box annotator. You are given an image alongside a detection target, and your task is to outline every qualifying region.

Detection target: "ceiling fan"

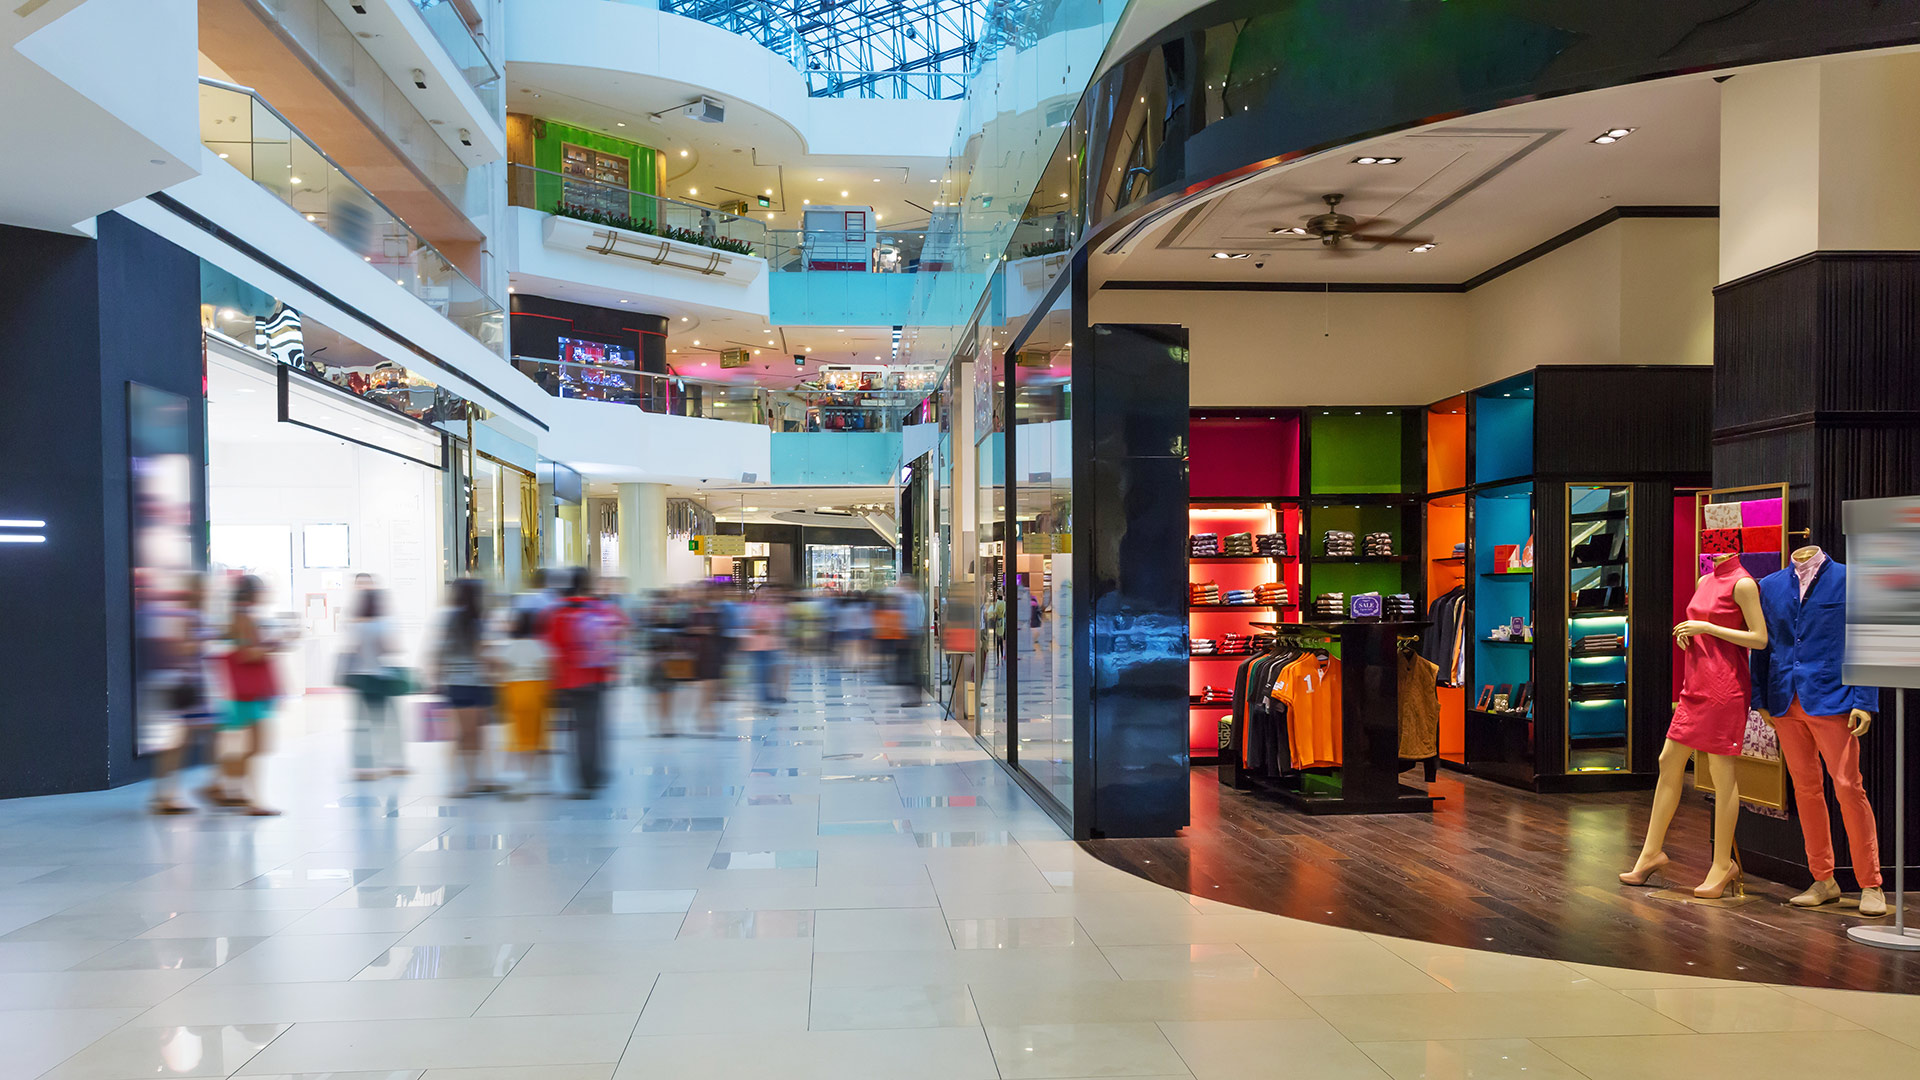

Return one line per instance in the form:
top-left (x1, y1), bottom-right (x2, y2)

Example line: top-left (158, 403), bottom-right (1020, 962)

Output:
top-left (1271, 193), bottom-right (1432, 253)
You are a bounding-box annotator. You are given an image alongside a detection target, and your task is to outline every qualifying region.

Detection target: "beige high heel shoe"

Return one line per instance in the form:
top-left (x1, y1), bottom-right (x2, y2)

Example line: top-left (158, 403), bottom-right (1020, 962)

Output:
top-left (1692, 860), bottom-right (1743, 900)
top-left (1619, 851), bottom-right (1671, 887)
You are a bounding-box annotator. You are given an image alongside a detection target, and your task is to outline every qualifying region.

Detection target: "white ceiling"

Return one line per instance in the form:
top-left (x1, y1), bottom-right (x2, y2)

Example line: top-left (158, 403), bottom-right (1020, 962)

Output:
top-left (1094, 74), bottom-right (1724, 286)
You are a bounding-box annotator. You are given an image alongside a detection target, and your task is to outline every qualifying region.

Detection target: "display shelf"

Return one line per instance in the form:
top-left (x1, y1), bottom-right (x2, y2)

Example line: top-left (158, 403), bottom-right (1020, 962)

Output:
top-left (1189, 603), bottom-right (1285, 611)
top-left (1190, 700), bottom-right (1235, 708)
top-left (1481, 569), bottom-right (1533, 578)
top-left (1191, 653), bottom-right (1256, 661)
top-left (1570, 509), bottom-right (1629, 523)
top-left (1313, 554), bottom-right (1412, 564)
top-left (1569, 607), bottom-right (1630, 618)
top-left (1482, 637), bottom-right (1534, 646)
top-left (1570, 559), bottom-right (1628, 570)
top-left (1188, 555), bottom-right (1295, 563)
top-left (1431, 555), bottom-right (1465, 564)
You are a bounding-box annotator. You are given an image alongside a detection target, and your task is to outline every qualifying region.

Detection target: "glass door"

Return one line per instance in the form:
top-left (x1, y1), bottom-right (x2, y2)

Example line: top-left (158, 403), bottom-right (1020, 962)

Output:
top-left (1566, 483), bottom-right (1632, 773)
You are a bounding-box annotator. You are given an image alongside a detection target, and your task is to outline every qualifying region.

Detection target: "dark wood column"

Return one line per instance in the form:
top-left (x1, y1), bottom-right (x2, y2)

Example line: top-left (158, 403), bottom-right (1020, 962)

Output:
top-left (1713, 251), bottom-right (1920, 889)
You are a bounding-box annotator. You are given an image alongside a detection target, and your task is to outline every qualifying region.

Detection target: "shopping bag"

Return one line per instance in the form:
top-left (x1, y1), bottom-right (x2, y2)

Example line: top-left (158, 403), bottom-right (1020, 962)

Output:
top-left (419, 699), bottom-right (452, 742)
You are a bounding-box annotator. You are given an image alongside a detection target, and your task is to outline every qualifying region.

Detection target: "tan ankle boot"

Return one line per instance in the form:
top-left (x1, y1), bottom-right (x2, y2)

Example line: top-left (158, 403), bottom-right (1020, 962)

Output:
top-left (1789, 877), bottom-right (1841, 907)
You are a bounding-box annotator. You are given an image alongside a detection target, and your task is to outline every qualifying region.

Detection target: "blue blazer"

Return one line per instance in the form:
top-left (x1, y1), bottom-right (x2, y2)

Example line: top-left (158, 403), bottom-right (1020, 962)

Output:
top-left (1750, 560), bottom-right (1880, 717)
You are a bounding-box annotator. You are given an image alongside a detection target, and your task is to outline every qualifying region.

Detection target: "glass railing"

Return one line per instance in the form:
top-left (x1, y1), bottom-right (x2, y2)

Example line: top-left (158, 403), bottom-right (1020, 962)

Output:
top-left (199, 78), bottom-right (505, 355)
top-left (507, 163), bottom-right (769, 258)
top-left (511, 357), bottom-right (768, 424)
top-left (511, 356), bottom-right (926, 432)
top-left (765, 227), bottom-right (961, 274)
top-left (410, 0), bottom-right (501, 115)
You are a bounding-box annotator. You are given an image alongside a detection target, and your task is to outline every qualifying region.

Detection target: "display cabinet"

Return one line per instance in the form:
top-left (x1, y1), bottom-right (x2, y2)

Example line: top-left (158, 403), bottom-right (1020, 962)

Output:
top-left (1565, 483), bottom-right (1632, 774)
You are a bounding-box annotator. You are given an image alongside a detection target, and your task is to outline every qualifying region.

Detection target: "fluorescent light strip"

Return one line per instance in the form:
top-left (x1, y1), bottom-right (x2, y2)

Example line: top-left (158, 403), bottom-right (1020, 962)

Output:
top-left (0, 519), bottom-right (46, 528)
top-left (0, 535), bottom-right (47, 543)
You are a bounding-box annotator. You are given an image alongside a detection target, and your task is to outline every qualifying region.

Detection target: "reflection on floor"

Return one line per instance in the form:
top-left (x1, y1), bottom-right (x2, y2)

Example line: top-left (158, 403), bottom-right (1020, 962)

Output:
top-left (1, 662), bottom-right (1918, 1079)
top-left (1084, 767), bottom-right (1920, 993)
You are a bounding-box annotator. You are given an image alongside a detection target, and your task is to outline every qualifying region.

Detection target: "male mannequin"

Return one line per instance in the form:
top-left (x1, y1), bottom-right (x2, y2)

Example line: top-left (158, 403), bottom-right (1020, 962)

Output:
top-left (1750, 545), bottom-right (1886, 916)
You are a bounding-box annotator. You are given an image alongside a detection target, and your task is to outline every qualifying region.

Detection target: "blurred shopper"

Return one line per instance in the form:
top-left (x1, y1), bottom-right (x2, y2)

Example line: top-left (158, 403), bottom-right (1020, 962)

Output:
top-left (892, 577), bottom-right (929, 705)
top-left (741, 588), bottom-right (788, 707)
top-left (686, 585), bottom-right (728, 725)
top-left (496, 609), bottom-right (552, 794)
top-left (147, 572), bottom-right (213, 814)
top-left (644, 588), bottom-right (692, 734)
top-left (872, 590), bottom-right (905, 685)
top-left (343, 573), bottom-right (407, 780)
top-left (835, 591), bottom-right (871, 670)
top-left (206, 574), bottom-right (282, 815)
top-left (547, 567), bottom-right (625, 796)
top-left (512, 568), bottom-right (560, 627)
top-left (434, 577), bottom-right (502, 797)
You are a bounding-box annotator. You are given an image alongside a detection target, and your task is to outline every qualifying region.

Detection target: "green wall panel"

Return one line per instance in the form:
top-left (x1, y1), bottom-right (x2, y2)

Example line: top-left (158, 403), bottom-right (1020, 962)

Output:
top-left (531, 120), bottom-right (660, 222)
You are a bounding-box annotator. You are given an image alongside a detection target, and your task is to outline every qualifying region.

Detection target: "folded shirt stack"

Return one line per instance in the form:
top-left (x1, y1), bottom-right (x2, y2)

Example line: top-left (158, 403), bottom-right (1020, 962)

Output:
top-left (1570, 681), bottom-right (1627, 701)
top-left (1194, 684), bottom-right (1233, 703)
top-left (1313, 592), bottom-right (1347, 619)
top-left (1323, 530), bottom-right (1356, 557)
top-left (1218, 632), bottom-right (1255, 656)
top-left (1189, 581), bottom-right (1221, 605)
top-left (1256, 533), bottom-right (1289, 557)
top-left (1451, 541), bottom-right (1467, 558)
top-left (1190, 533), bottom-right (1220, 557)
top-left (1349, 592), bottom-right (1384, 618)
top-left (1224, 589), bottom-right (1260, 606)
top-left (1570, 633), bottom-right (1626, 657)
top-left (1252, 582), bottom-right (1289, 606)
top-left (1191, 638), bottom-right (1218, 655)
top-left (1383, 593), bottom-right (1418, 617)
top-left (1222, 532), bottom-right (1255, 557)
top-left (1363, 532), bottom-right (1395, 556)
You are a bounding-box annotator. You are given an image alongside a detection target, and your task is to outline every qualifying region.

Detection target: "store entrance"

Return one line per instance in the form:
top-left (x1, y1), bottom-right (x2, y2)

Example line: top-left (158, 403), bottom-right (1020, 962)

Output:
top-left (205, 342), bottom-right (445, 729)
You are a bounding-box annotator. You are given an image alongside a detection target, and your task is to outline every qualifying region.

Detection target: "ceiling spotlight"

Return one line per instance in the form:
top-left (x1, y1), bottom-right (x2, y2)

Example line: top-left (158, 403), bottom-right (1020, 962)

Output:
top-left (1211, 251), bottom-right (1250, 260)
top-left (680, 316), bottom-right (689, 322)
top-left (764, 188), bottom-right (773, 195)
top-left (1591, 127), bottom-right (1636, 144)
top-left (1271, 227), bottom-right (1308, 235)
top-left (1410, 243), bottom-right (1437, 254)
top-left (688, 187), bottom-right (698, 196)
top-left (692, 339), bottom-right (701, 345)
top-left (816, 177), bottom-right (825, 182)
top-left (619, 299), bottom-right (629, 303)
top-left (840, 190), bottom-right (849, 197)
top-left (1351, 156), bottom-right (1401, 165)
top-left (1059, 192), bottom-right (1069, 198)
top-left (616, 122), bottom-right (626, 127)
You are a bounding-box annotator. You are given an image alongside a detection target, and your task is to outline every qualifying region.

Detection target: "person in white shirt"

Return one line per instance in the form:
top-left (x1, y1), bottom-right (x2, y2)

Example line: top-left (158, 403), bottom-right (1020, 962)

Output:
top-left (343, 574), bottom-right (404, 780)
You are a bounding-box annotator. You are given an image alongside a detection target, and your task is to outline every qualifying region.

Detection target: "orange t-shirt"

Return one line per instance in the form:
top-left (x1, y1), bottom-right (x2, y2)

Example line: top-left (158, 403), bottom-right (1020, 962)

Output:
top-left (1271, 654), bottom-right (1342, 768)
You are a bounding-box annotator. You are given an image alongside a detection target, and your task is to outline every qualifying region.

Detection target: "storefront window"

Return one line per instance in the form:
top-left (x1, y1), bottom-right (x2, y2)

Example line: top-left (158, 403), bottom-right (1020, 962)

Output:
top-left (1012, 284), bottom-right (1073, 806)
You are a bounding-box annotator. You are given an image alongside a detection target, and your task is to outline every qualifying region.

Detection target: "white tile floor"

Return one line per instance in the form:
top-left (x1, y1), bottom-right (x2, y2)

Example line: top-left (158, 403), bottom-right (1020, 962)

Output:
top-left (3, 660), bottom-right (1919, 1079)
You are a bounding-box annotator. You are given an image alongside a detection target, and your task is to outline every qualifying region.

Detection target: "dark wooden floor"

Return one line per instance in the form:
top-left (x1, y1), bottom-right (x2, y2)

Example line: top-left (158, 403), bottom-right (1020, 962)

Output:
top-left (1081, 767), bottom-right (1920, 993)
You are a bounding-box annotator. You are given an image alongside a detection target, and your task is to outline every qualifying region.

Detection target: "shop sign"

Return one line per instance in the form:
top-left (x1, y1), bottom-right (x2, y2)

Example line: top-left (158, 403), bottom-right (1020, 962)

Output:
top-left (1023, 533), bottom-right (1054, 554)
top-left (692, 533), bottom-right (747, 556)
top-left (720, 349), bottom-right (750, 369)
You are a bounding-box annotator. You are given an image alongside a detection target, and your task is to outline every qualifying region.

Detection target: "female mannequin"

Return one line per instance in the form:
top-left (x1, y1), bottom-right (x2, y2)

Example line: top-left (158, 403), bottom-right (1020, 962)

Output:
top-left (1619, 553), bottom-right (1769, 898)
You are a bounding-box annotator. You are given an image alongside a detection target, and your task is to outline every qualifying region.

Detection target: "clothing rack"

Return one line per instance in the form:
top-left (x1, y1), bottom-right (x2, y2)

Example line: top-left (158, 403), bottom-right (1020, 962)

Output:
top-left (1219, 618), bottom-right (1442, 814)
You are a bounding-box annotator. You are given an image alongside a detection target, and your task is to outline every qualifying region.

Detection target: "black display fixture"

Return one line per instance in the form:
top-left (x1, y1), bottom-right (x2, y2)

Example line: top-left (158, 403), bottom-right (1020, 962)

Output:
top-left (1713, 251), bottom-right (1920, 891)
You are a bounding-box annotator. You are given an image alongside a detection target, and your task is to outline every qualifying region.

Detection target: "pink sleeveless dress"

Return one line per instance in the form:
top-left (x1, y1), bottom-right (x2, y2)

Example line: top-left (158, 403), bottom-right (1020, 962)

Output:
top-left (1666, 556), bottom-right (1754, 756)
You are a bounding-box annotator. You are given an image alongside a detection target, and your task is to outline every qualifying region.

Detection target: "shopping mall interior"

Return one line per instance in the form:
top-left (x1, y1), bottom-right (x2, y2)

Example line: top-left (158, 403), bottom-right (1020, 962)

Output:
top-left (6, 1), bottom-right (1920, 1076)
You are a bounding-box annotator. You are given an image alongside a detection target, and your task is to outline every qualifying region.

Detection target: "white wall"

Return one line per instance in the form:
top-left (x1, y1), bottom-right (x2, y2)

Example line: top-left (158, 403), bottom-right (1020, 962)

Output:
top-left (1088, 288), bottom-right (1472, 406)
top-left (508, 206), bottom-right (770, 319)
top-left (1098, 216), bottom-right (1718, 408)
top-left (536, 396), bottom-right (772, 487)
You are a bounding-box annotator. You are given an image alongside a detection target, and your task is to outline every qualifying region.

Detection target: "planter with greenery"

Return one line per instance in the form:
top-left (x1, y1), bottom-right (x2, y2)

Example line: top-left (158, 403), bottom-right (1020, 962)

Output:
top-left (551, 202), bottom-right (761, 258)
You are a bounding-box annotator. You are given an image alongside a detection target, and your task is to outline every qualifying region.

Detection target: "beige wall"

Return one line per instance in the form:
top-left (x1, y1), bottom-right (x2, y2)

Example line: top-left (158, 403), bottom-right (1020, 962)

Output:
top-left (1720, 51), bottom-right (1920, 283)
top-left (1095, 216), bottom-right (1718, 408)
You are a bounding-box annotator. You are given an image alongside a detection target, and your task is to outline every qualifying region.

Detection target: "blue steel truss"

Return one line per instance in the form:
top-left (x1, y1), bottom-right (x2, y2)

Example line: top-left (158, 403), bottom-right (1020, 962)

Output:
top-left (663, 0), bottom-right (999, 98)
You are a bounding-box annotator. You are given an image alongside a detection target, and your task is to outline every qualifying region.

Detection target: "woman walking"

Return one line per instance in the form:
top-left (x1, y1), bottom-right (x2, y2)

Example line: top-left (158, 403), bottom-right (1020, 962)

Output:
top-left (205, 574), bottom-right (282, 815)
top-left (343, 574), bottom-right (406, 780)
top-left (434, 578), bottom-right (502, 797)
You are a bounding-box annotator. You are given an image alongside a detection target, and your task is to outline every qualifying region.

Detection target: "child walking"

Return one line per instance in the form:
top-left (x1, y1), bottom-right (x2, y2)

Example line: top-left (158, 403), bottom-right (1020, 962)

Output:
top-left (496, 609), bottom-right (552, 795)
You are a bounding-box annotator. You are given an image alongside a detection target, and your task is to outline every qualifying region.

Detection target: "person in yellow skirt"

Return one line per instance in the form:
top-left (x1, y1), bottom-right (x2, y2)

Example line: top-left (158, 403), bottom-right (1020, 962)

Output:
top-left (495, 609), bottom-right (552, 795)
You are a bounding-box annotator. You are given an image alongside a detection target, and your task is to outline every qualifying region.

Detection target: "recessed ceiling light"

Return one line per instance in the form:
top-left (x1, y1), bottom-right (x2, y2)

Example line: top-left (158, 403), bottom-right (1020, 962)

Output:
top-left (619, 299), bottom-right (629, 303)
top-left (616, 122), bottom-right (626, 127)
top-left (679, 149), bottom-right (689, 157)
top-left (688, 187), bottom-right (698, 195)
top-left (692, 339), bottom-right (700, 345)
top-left (1591, 127), bottom-right (1636, 144)
top-left (743, 506), bottom-right (759, 512)
top-left (802, 199), bottom-right (809, 205)
top-left (872, 178), bottom-right (880, 182)
top-left (1211, 252), bottom-right (1250, 260)
top-left (1271, 227), bottom-right (1308, 235)
top-left (840, 191), bottom-right (849, 197)
top-left (1351, 156), bottom-right (1401, 165)
top-left (218, 152), bottom-right (230, 159)
top-left (764, 188), bottom-right (773, 195)
top-left (289, 176), bottom-right (302, 184)
top-left (1059, 192), bottom-right (1068, 198)
top-left (680, 316), bottom-right (689, 322)
top-left (816, 177), bottom-right (824, 182)
top-left (1410, 243), bottom-right (1437, 254)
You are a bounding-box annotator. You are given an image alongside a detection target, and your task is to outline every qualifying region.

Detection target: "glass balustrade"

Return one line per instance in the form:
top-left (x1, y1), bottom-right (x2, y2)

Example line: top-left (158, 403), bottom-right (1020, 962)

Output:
top-left (510, 355), bottom-right (922, 433)
top-left (410, 0), bottom-right (502, 115)
top-left (199, 78), bottom-right (506, 356)
top-left (507, 163), bottom-right (769, 258)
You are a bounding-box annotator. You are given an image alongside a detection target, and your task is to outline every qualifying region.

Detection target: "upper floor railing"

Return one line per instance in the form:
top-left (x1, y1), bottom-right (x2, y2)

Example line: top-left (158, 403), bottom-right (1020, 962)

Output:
top-left (411, 0), bottom-right (502, 115)
top-left (510, 355), bottom-right (918, 431)
top-left (199, 78), bottom-right (505, 355)
top-left (507, 163), bottom-right (769, 258)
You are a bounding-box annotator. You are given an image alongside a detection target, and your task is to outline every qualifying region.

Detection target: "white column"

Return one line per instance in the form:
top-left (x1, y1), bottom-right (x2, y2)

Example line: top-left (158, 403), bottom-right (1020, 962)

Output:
top-left (617, 482), bottom-right (669, 593)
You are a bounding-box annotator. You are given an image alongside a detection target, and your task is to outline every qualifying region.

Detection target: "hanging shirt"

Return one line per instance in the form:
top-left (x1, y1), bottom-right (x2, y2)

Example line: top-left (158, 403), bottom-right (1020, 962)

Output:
top-left (1272, 653), bottom-right (1341, 768)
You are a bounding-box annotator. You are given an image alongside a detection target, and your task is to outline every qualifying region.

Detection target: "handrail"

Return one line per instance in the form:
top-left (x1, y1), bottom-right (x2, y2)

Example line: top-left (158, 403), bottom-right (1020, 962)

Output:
top-left (410, 0), bottom-right (502, 109)
top-left (200, 77), bottom-right (505, 355)
top-left (507, 162), bottom-right (769, 256)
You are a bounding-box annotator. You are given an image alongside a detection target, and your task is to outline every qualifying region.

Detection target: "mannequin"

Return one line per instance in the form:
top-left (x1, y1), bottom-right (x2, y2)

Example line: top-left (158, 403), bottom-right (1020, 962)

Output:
top-left (1751, 545), bottom-right (1886, 916)
top-left (1619, 553), bottom-right (1768, 898)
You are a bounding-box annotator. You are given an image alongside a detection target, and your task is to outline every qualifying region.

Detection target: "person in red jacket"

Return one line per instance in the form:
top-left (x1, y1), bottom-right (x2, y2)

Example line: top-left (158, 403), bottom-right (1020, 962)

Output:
top-left (545, 567), bottom-right (625, 797)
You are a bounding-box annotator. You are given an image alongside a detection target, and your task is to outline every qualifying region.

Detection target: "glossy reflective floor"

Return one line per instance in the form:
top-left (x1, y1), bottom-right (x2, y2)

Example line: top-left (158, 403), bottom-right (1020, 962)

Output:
top-left (1086, 768), bottom-right (1920, 993)
top-left (2, 662), bottom-right (1918, 1079)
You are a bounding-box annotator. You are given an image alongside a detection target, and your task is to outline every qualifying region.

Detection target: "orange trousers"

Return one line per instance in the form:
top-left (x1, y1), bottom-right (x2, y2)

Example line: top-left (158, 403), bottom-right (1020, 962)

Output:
top-left (1775, 697), bottom-right (1882, 887)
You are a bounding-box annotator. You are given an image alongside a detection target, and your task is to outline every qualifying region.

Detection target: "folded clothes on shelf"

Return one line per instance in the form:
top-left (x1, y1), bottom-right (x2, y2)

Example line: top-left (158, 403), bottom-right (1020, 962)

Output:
top-left (1253, 583), bottom-right (1289, 606)
top-left (1222, 532), bottom-right (1255, 556)
top-left (1362, 531), bottom-right (1395, 556)
top-left (1192, 638), bottom-right (1217, 655)
top-left (1323, 529), bottom-right (1356, 557)
top-left (1255, 533), bottom-right (1289, 556)
top-left (1190, 532), bottom-right (1221, 557)
top-left (1570, 633), bottom-right (1626, 656)
top-left (1382, 593), bottom-right (1418, 617)
top-left (1570, 681), bottom-right (1627, 701)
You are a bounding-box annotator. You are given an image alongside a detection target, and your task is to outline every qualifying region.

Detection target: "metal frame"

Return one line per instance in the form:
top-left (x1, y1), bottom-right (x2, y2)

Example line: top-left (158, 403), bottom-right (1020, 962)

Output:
top-left (662, 0), bottom-right (986, 98)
